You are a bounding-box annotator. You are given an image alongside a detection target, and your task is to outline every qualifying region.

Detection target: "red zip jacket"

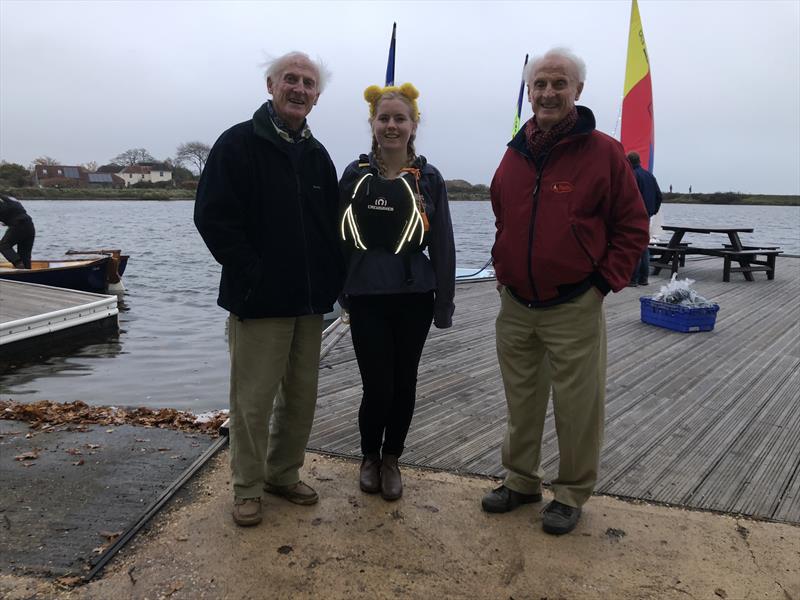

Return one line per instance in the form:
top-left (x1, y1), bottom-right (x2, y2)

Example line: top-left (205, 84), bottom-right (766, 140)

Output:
top-left (491, 107), bottom-right (649, 305)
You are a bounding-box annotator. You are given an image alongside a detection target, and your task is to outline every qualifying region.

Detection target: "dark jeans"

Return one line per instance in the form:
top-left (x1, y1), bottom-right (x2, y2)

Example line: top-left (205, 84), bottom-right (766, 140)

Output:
top-left (349, 291), bottom-right (434, 457)
top-left (0, 218), bottom-right (35, 269)
top-left (633, 247), bottom-right (650, 284)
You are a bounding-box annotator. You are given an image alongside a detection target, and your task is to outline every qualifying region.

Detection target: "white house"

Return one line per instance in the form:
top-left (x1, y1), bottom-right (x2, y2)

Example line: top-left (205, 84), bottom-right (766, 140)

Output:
top-left (118, 162), bottom-right (172, 187)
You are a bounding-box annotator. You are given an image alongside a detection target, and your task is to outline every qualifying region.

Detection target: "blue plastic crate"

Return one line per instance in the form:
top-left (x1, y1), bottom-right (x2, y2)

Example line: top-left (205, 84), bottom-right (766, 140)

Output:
top-left (640, 297), bottom-right (719, 333)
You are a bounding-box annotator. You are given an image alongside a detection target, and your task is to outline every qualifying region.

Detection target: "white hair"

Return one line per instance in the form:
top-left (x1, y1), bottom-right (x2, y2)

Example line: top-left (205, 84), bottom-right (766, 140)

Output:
top-left (524, 47), bottom-right (587, 85)
top-left (262, 51), bottom-right (331, 93)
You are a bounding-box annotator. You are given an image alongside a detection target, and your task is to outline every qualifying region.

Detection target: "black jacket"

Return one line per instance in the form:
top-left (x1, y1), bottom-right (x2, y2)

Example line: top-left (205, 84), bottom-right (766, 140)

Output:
top-left (194, 103), bottom-right (345, 318)
top-left (0, 195), bottom-right (31, 226)
top-left (633, 165), bottom-right (663, 217)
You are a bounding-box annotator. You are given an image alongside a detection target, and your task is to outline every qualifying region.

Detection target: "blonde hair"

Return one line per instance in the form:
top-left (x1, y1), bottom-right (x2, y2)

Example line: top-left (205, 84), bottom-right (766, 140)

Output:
top-left (364, 83), bottom-right (420, 175)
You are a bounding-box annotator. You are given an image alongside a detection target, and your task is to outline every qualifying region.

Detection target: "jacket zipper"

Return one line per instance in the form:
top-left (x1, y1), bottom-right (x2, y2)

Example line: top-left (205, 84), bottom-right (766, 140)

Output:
top-left (526, 153), bottom-right (551, 303)
top-left (295, 172), bottom-right (314, 314)
top-left (526, 175), bottom-right (541, 302)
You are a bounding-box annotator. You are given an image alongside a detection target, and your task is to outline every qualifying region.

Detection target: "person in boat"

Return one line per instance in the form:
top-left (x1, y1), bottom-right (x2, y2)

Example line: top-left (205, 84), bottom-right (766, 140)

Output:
top-left (194, 51), bottom-right (345, 527)
top-left (626, 151), bottom-right (663, 286)
top-left (0, 194), bottom-right (35, 269)
top-left (482, 47), bottom-right (649, 534)
top-left (339, 83), bottom-right (455, 501)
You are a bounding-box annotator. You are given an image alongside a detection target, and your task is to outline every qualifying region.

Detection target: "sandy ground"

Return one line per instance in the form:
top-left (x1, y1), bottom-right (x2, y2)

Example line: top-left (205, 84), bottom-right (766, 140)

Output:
top-left (2, 450), bottom-right (798, 600)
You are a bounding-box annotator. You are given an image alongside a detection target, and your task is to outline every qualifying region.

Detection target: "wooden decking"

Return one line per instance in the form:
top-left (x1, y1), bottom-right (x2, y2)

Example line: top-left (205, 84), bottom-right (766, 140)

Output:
top-left (0, 280), bottom-right (118, 353)
top-left (310, 257), bottom-right (800, 524)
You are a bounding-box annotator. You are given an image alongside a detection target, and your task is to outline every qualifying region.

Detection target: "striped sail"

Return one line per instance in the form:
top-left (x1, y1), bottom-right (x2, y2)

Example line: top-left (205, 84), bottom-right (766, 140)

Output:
top-left (621, 0), bottom-right (655, 172)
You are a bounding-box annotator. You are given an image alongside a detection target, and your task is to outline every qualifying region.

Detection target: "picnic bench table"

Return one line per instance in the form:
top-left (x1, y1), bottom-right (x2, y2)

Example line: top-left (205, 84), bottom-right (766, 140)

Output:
top-left (651, 225), bottom-right (781, 282)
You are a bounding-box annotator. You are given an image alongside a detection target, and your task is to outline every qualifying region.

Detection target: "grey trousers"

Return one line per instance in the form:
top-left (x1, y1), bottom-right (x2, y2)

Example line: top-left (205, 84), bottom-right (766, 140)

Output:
top-left (227, 314), bottom-right (323, 499)
top-left (496, 287), bottom-right (607, 508)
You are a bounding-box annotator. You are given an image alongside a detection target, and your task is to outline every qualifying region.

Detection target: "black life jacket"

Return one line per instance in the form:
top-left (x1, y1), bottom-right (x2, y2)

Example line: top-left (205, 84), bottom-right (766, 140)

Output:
top-left (340, 156), bottom-right (429, 255)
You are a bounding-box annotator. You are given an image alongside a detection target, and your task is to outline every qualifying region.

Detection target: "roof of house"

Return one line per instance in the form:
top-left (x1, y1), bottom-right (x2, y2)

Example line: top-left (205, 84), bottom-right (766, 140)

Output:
top-left (87, 173), bottom-right (113, 183)
top-left (138, 162), bottom-right (171, 171)
top-left (34, 164), bottom-right (85, 179)
top-left (121, 165), bottom-right (151, 174)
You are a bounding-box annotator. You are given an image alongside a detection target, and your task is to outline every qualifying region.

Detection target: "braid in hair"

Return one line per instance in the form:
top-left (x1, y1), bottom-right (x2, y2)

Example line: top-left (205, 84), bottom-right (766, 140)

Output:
top-left (371, 137), bottom-right (389, 177)
top-left (406, 136), bottom-right (417, 167)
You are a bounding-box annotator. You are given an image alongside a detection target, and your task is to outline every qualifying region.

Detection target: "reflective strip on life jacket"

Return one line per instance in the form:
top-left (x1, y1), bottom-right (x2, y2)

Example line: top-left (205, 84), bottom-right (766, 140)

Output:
top-left (394, 176), bottom-right (425, 254)
top-left (340, 173), bottom-right (373, 250)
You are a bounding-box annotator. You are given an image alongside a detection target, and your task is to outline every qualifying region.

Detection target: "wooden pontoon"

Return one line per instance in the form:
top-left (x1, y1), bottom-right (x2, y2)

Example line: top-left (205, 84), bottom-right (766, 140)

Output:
top-left (0, 280), bottom-right (118, 358)
top-left (312, 256), bottom-right (800, 524)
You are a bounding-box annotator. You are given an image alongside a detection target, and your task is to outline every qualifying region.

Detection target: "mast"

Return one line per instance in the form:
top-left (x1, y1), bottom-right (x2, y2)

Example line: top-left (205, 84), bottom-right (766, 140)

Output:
top-left (385, 23), bottom-right (396, 86)
top-left (512, 54), bottom-right (529, 137)
top-left (620, 0), bottom-right (655, 172)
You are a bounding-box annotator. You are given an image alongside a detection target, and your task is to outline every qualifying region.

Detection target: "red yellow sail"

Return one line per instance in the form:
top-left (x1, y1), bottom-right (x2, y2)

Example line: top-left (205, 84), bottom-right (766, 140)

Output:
top-left (621, 0), bottom-right (654, 171)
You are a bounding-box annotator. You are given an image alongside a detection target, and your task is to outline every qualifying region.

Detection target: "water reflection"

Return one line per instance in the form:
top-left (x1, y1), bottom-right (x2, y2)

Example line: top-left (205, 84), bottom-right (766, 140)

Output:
top-left (1, 200), bottom-right (797, 411)
top-left (0, 328), bottom-right (122, 387)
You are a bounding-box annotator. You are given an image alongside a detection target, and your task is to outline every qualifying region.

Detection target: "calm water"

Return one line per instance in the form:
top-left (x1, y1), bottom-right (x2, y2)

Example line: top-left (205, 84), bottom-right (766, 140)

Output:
top-left (1, 200), bottom-right (798, 411)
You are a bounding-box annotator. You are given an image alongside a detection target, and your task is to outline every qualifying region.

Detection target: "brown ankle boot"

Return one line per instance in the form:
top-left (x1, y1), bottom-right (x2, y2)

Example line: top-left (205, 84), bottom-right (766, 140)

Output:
top-left (359, 454), bottom-right (381, 494)
top-left (380, 454), bottom-right (402, 501)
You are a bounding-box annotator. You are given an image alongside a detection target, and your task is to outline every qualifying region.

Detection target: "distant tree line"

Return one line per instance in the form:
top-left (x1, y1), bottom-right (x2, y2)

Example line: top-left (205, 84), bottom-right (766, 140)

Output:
top-left (0, 141), bottom-right (211, 189)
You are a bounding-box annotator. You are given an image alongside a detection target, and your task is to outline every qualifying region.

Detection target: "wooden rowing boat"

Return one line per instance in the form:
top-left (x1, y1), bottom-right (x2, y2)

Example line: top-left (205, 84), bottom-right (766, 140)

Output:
top-left (0, 253), bottom-right (129, 293)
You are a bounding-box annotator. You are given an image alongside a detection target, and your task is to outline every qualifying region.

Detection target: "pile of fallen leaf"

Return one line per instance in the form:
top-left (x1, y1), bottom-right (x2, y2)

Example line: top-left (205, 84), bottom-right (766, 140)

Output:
top-left (0, 399), bottom-right (227, 434)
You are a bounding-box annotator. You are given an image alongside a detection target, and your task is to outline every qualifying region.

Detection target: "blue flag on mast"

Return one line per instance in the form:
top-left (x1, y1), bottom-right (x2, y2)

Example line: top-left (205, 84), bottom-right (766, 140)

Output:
top-left (512, 54), bottom-right (529, 137)
top-left (385, 22), bottom-right (396, 86)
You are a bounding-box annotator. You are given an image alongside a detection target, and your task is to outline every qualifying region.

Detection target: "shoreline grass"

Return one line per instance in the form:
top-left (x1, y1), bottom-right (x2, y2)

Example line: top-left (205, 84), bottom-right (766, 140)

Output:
top-left (2, 186), bottom-right (798, 206)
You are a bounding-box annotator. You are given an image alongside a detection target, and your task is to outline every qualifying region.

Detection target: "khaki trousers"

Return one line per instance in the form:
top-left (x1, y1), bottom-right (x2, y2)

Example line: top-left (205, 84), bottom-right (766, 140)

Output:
top-left (496, 287), bottom-right (607, 508)
top-left (228, 314), bottom-right (323, 499)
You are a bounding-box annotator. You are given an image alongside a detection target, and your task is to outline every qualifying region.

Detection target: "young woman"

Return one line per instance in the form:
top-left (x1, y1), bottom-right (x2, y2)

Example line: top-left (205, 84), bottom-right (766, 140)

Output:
top-left (339, 83), bottom-right (455, 501)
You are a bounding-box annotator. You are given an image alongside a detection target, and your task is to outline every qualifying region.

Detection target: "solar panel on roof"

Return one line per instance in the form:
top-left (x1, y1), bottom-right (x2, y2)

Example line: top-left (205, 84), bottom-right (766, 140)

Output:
top-left (88, 173), bottom-right (113, 183)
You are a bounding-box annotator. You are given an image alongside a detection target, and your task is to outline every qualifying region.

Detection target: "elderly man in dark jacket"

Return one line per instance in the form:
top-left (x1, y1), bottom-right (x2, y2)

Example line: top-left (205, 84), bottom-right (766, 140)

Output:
top-left (194, 51), bottom-right (345, 527)
top-left (627, 151), bottom-right (663, 286)
top-left (481, 47), bottom-right (649, 535)
top-left (0, 194), bottom-right (35, 269)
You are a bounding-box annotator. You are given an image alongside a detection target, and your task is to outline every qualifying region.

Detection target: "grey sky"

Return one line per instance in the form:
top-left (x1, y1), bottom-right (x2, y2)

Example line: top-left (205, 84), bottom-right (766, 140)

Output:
top-left (1, 0), bottom-right (799, 194)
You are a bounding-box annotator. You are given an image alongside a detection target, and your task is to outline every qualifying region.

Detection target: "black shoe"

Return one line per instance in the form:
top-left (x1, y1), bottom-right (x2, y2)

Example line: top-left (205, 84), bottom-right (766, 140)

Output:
top-left (481, 485), bottom-right (542, 513)
top-left (380, 454), bottom-right (402, 501)
top-left (627, 281), bottom-right (638, 287)
top-left (638, 279), bottom-right (649, 286)
top-left (359, 454), bottom-right (381, 494)
top-left (542, 500), bottom-right (581, 535)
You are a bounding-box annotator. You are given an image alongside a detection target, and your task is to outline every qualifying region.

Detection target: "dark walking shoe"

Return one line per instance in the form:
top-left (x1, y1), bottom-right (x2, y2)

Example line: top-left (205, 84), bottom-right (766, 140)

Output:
top-left (627, 281), bottom-right (638, 287)
top-left (232, 497), bottom-right (262, 527)
top-left (638, 279), bottom-right (650, 286)
top-left (481, 485), bottom-right (542, 513)
top-left (542, 500), bottom-right (582, 535)
top-left (264, 480), bottom-right (319, 505)
top-left (380, 454), bottom-right (402, 501)
top-left (359, 454), bottom-right (381, 494)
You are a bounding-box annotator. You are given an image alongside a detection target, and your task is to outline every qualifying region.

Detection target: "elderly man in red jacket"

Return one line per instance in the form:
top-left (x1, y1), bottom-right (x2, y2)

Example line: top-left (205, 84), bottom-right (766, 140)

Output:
top-left (481, 47), bottom-right (649, 535)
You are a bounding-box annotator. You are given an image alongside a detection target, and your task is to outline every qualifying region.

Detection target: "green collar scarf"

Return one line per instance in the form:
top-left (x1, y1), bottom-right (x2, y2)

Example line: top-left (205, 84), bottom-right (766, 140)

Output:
top-left (253, 100), bottom-right (312, 144)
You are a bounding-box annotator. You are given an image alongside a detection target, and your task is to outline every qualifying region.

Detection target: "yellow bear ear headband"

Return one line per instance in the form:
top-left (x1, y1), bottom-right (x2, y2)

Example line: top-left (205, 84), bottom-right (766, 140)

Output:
top-left (364, 82), bottom-right (420, 120)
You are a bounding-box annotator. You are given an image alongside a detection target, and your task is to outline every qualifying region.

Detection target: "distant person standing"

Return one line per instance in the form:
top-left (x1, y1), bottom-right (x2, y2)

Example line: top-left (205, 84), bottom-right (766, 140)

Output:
top-left (669, 184), bottom-right (672, 193)
top-left (0, 194), bottom-right (35, 269)
top-left (194, 51), bottom-right (345, 527)
top-left (689, 185), bottom-right (692, 194)
top-left (627, 151), bottom-right (663, 286)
